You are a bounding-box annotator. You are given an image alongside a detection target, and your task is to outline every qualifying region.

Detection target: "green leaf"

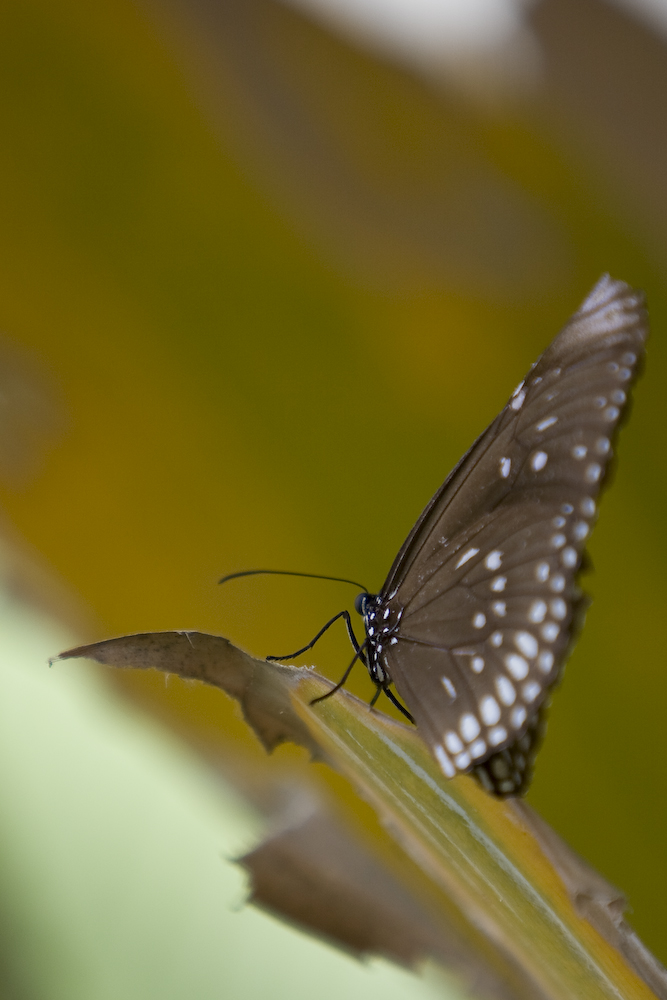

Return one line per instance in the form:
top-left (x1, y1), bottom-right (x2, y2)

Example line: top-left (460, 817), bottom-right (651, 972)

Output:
top-left (57, 632), bottom-right (666, 999)
top-left (293, 672), bottom-right (665, 1000)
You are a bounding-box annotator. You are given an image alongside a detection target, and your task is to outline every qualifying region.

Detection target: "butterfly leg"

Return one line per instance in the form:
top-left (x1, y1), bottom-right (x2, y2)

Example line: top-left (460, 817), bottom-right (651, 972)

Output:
top-left (267, 609), bottom-right (366, 663)
top-left (383, 688), bottom-right (415, 724)
top-left (309, 642), bottom-right (368, 706)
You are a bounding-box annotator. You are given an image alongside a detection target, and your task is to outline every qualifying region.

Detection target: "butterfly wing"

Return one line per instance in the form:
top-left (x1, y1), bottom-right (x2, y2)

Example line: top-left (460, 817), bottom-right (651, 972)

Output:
top-left (378, 275), bottom-right (647, 788)
top-left (473, 703), bottom-right (549, 796)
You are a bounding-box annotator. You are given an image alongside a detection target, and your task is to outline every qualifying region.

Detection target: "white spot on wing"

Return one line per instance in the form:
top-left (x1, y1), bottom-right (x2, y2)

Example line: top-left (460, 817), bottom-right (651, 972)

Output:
top-left (444, 731), bottom-right (463, 754)
top-left (531, 450), bottom-right (548, 471)
top-left (472, 656), bottom-right (485, 673)
top-left (488, 726), bottom-right (508, 746)
top-left (536, 416), bottom-right (557, 431)
top-left (542, 622), bottom-right (560, 642)
top-left (549, 574), bottom-right (565, 593)
top-left (538, 650), bottom-right (554, 672)
top-left (491, 576), bottom-right (506, 592)
top-left (496, 675), bottom-right (516, 706)
top-left (460, 713), bottom-right (481, 742)
top-left (489, 631), bottom-right (503, 647)
top-left (585, 463), bottom-right (602, 483)
top-left (473, 612), bottom-right (486, 629)
top-left (469, 738), bottom-right (487, 759)
top-left (500, 457), bottom-right (511, 478)
top-left (480, 696), bottom-right (501, 726)
top-left (551, 533), bottom-right (566, 549)
top-left (454, 751), bottom-right (471, 770)
top-left (505, 653), bottom-right (529, 680)
top-left (511, 705), bottom-right (527, 729)
top-left (510, 383), bottom-right (526, 410)
top-left (456, 546), bottom-right (479, 569)
top-left (528, 600), bottom-right (547, 623)
top-left (442, 676), bottom-right (457, 699)
top-left (561, 547), bottom-right (577, 568)
top-left (434, 745), bottom-right (455, 778)
top-left (485, 550), bottom-right (503, 570)
top-left (522, 681), bottom-right (541, 703)
top-left (492, 601), bottom-right (507, 617)
top-left (550, 598), bottom-right (567, 620)
top-left (572, 445), bottom-right (587, 460)
top-left (536, 562), bottom-right (550, 582)
top-left (515, 631), bottom-right (538, 658)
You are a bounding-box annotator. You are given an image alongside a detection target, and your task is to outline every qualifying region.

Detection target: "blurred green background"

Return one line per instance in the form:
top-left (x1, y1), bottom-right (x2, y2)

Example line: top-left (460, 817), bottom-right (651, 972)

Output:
top-left (0, 0), bottom-right (665, 980)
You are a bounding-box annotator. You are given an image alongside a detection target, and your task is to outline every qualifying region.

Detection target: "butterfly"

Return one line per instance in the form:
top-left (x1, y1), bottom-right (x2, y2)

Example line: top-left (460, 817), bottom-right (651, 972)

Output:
top-left (228, 275), bottom-right (647, 796)
top-left (348, 275), bottom-right (647, 795)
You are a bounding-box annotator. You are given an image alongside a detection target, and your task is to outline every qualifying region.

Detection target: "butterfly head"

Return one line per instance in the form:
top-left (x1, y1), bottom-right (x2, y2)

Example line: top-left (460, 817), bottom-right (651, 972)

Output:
top-left (354, 592), bottom-right (373, 616)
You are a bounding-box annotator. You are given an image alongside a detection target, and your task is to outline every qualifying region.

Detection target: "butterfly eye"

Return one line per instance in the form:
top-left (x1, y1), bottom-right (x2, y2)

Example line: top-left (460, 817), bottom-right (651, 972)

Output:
top-left (354, 593), bottom-right (368, 616)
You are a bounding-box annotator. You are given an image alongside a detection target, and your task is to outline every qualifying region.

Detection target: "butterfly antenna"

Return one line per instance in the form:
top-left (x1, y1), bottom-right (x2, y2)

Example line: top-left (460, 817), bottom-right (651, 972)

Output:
top-left (219, 568), bottom-right (368, 591)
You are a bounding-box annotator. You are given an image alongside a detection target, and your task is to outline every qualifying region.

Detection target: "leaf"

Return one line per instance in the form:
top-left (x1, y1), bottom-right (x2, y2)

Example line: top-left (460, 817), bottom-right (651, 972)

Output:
top-left (57, 632), bottom-right (667, 999)
top-left (238, 789), bottom-right (519, 999)
top-left (511, 802), bottom-right (667, 1000)
top-left (55, 631), bottom-right (321, 758)
top-left (291, 672), bottom-right (666, 1000)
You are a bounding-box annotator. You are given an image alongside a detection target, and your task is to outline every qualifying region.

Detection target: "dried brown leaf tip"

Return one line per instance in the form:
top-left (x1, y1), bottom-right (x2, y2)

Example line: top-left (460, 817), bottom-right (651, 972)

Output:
top-left (54, 631), bottom-right (322, 758)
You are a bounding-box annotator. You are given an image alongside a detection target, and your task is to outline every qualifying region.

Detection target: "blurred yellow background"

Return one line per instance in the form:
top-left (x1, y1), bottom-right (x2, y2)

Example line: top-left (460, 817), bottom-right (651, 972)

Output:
top-left (0, 0), bottom-right (665, 970)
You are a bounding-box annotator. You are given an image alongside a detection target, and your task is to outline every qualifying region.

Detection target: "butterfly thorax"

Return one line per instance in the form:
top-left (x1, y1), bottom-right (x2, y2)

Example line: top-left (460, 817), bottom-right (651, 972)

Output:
top-left (357, 593), bottom-right (404, 686)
